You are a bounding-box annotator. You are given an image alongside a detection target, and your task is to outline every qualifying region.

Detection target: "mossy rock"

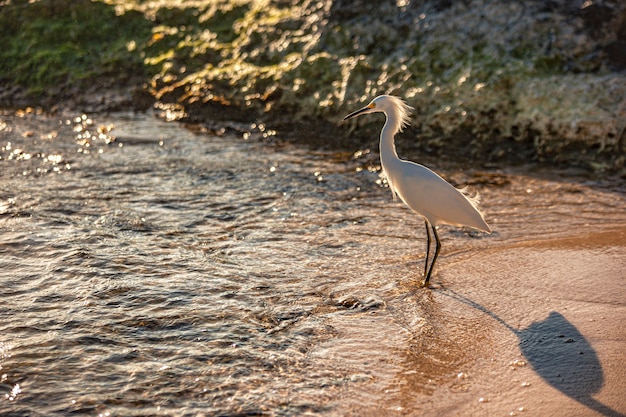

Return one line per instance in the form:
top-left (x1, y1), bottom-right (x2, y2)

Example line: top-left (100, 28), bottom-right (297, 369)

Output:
top-left (1, 0), bottom-right (624, 171)
top-left (0, 0), bottom-right (152, 95)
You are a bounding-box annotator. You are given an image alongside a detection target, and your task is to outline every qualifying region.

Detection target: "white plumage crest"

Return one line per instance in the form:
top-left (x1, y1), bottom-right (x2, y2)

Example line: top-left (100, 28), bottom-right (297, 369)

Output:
top-left (379, 95), bottom-right (413, 133)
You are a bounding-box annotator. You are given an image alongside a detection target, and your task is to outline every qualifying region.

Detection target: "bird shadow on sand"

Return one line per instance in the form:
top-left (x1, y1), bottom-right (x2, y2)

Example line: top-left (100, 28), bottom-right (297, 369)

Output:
top-left (438, 288), bottom-right (625, 417)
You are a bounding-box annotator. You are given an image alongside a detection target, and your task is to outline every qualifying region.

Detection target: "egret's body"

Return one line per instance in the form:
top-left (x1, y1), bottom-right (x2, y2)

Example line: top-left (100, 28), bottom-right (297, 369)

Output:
top-left (343, 95), bottom-right (490, 285)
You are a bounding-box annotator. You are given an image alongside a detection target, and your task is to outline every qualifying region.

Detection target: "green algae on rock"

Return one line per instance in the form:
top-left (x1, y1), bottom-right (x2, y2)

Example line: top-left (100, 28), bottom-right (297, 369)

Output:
top-left (0, 0), bottom-right (152, 104)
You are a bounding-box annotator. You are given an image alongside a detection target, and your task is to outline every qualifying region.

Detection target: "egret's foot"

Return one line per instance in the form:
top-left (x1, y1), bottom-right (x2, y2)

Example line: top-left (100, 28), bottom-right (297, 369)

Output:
top-left (422, 281), bottom-right (443, 290)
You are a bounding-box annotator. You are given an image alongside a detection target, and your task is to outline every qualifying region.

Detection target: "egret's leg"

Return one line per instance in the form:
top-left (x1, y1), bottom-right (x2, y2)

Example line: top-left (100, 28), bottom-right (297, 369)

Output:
top-left (423, 220), bottom-right (431, 279)
top-left (424, 225), bottom-right (441, 285)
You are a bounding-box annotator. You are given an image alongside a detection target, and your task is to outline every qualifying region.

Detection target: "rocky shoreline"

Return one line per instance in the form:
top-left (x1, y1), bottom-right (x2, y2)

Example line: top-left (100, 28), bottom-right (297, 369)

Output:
top-left (1, 0), bottom-right (624, 172)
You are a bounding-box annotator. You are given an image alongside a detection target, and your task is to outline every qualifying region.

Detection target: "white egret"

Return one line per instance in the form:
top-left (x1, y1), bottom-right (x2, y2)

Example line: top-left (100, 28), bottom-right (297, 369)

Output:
top-left (343, 95), bottom-right (490, 286)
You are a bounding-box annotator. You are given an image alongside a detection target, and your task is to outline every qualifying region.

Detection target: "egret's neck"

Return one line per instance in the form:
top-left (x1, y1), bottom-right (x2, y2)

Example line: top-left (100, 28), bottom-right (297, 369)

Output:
top-left (379, 115), bottom-right (399, 167)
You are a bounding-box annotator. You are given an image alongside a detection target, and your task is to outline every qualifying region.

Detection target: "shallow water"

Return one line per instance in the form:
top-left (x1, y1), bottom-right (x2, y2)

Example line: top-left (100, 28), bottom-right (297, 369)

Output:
top-left (1, 110), bottom-right (625, 416)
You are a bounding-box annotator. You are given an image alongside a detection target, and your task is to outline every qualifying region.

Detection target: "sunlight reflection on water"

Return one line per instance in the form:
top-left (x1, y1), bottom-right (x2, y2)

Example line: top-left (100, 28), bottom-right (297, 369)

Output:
top-left (0, 110), bottom-right (625, 416)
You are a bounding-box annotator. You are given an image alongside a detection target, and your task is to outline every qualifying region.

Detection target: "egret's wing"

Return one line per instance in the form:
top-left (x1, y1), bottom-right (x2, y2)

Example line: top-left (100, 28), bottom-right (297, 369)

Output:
top-left (391, 161), bottom-right (490, 231)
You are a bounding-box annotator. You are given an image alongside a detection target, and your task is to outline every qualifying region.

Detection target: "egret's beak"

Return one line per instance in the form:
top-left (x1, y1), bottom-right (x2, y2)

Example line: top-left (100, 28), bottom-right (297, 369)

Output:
top-left (342, 106), bottom-right (370, 121)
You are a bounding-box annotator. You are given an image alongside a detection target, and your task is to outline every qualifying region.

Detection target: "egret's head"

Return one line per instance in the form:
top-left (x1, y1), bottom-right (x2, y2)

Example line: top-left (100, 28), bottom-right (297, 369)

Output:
top-left (342, 95), bottom-right (413, 132)
top-left (342, 96), bottom-right (384, 121)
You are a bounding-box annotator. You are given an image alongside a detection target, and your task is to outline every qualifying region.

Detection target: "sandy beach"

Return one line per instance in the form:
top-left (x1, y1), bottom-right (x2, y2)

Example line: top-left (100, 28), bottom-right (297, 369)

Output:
top-left (323, 226), bottom-right (626, 416)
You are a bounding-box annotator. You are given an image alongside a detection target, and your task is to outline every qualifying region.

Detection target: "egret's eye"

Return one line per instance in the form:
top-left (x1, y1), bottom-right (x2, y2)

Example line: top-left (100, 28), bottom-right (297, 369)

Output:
top-left (368, 103), bottom-right (376, 109)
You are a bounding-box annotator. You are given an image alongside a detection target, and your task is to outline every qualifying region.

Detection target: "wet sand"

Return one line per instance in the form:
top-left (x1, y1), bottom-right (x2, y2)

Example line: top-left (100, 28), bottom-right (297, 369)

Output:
top-left (321, 226), bottom-right (626, 416)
